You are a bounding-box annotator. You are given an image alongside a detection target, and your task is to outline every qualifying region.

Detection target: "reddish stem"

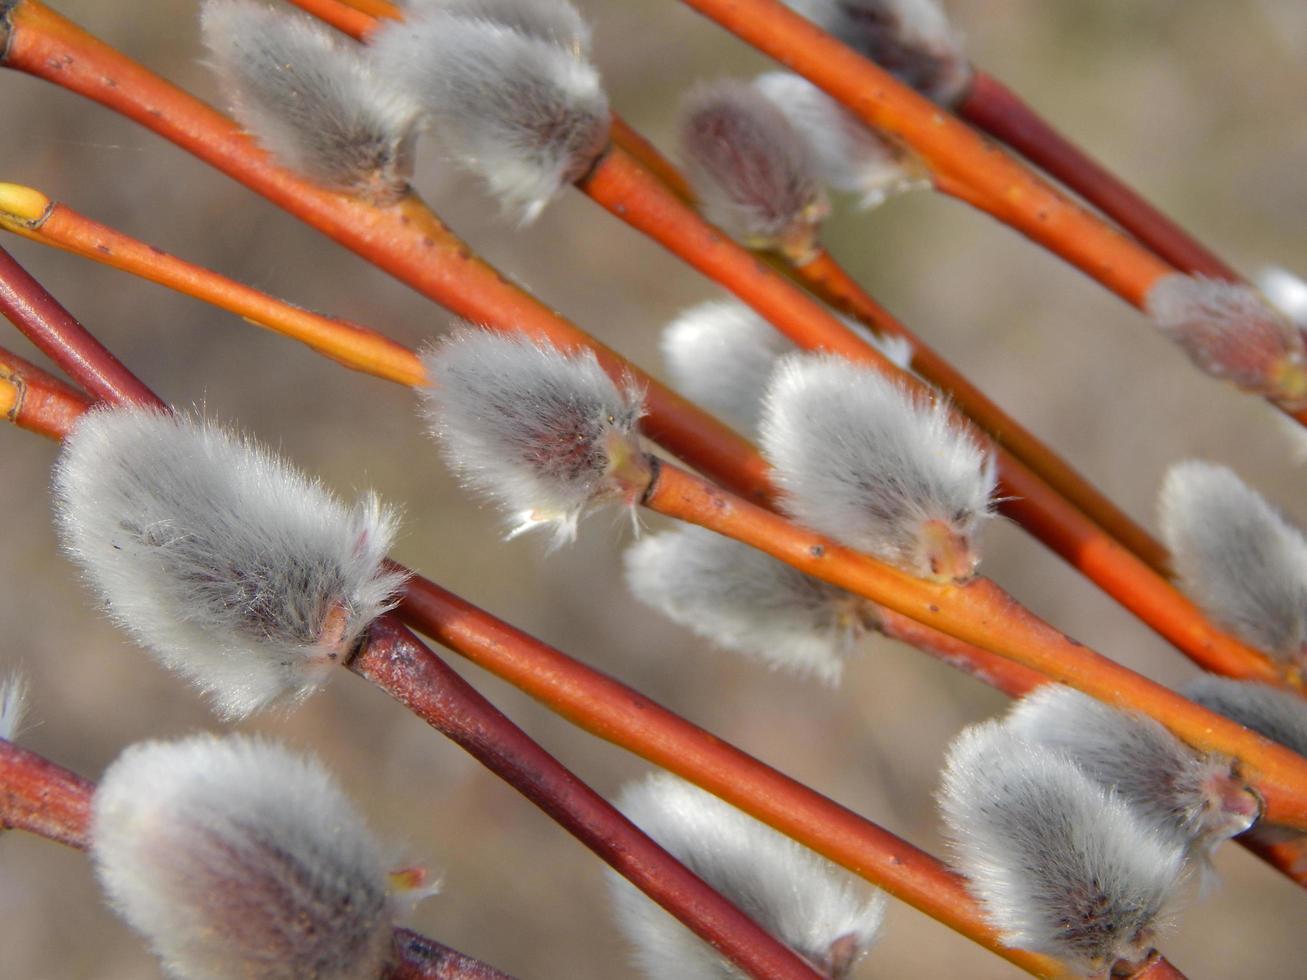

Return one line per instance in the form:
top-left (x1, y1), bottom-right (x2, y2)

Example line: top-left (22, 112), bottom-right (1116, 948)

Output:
top-left (0, 739), bottom-right (93, 849)
top-left (353, 617), bottom-right (824, 980)
top-left (385, 930), bottom-right (516, 980)
top-left (0, 245), bottom-right (163, 409)
top-left (958, 71), bottom-right (1239, 283)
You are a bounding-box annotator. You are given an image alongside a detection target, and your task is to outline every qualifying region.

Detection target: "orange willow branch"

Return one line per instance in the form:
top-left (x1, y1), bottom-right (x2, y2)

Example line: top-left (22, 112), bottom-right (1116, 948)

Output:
top-left (957, 71), bottom-right (1240, 283)
top-left (646, 461), bottom-right (1307, 830)
top-left (0, 185), bottom-right (426, 386)
top-left (0, 344), bottom-right (91, 438)
top-left (580, 148), bottom-right (1287, 689)
top-left (0, 0), bottom-right (773, 506)
top-left (672, 0), bottom-right (1174, 309)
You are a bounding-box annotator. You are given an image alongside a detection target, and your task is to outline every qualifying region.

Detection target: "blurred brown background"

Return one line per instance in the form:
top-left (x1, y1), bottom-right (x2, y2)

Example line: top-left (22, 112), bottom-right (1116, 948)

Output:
top-left (1, 1), bottom-right (1305, 977)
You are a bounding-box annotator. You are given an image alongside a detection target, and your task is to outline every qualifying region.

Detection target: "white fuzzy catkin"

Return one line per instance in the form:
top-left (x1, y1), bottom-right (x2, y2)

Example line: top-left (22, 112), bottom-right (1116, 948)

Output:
top-left (201, 0), bottom-right (421, 203)
top-left (760, 354), bottom-right (995, 579)
top-left (1258, 266), bottom-right (1307, 327)
top-left (753, 72), bottom-right (925, 209)
top-left (939, 722), bottom-right (1186, 974)
top-left (92, 734), bottom-right (400, 980)
top-left (1184, 676), bottom-right (1307, 759)
top-left (52, 408), bottom-right (404, 720)
top-left (371, 5), bottom-right (610, 222)
top-left (679, 80), bottom-right (830, 260)
top-left (0, 672), bottom-right (28, 743)
top-left (661, 300), bottom-right (912, 439)
top-left (611, 773), bottom-right (886, 979)
top-left (625, 525), bottom-right (880, 684)
top-left (1146, 274), bottom-right (1307, 400)
top-left (419, 327), bottom-right (647, 546)
top-left (1159, 461), bottom-right (1307, 664)
top-left (1004, 685), bottom-right (1255, 858)
top-left (405, 0), bottom-right (592, 56)
top-left (783, 0), bottom-right (971, 105)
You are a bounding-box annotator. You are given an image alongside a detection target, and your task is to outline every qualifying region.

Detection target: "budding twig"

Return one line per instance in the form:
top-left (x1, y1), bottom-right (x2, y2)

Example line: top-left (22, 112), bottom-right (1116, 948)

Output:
top-left (0, 360), bottom-right (1064, 976)
top-left (0, 738), bottom-right (515, 979)
top-left (0, 0), bottom-right (771, 504)
top-left (221, 0), bottom-right (1292, 684)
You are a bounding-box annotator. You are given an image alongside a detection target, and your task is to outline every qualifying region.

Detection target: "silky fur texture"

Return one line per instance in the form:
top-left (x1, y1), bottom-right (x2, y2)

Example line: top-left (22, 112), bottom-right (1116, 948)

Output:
top-left (783, 0), bottom-right (970, 104)
top-left (1004, 685), bottom-right (1252, 859)
top-left (610, 773), bottom-right (886, 979)
top-left (405, 0), bottom-right (592, 56)
top-left (201, 0), bottom-right (421, 203)
top-left (52, 408), bottom-right (404, 720)
top-left (625, 525), bottom-right (880, 684)
top-left (1146, 275), bottom-right (1307, 397)
top-left (939, 722), bottom-right (1186, 974)
top-left (679, 80), bottom-right (830, 258)
top-left (753, 72), bottom-right (925, 209)
top-left (92, 734), bottom-right (397, 980)
top-left (1258, 266), bottom-right (1307, 327)
top-left (1184, 676), bottom-right (1307, 760)
top-left (419, 327), bottom-right (646, 546)
top-left (661, 300), bottom-right (912, 439)
top-left (0, 672), bottom-right (28, 743)
top-left (759, 354), bottom-right (995, 577)
top-left (371, 7), bottom-right (610, 222)
top-left (1159, 461), bottom-right (1307, 664)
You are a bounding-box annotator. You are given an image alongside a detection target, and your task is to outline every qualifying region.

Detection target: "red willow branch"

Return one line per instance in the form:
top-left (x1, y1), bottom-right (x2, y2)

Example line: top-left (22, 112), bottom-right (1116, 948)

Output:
top-left (354, 617), bottom-right (824, 980)
top-left (0, 739), bottom-right (517, 980)
top-left (0, 4), bottom-right (1287, 692)
top-left (0, 244), bottom-right (163, 409)
top-left (957, 71), bottom-right (1240, 282)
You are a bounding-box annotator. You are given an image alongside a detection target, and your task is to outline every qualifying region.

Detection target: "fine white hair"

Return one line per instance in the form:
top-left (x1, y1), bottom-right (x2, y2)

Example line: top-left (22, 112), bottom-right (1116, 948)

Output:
top-left (1146, 275), bottom-right (1307, 400)
top-left (760, 354), bottom-right (995, 578)
top-left (624, 525), bottom-right (880, 684)
top-left (753, 72), bottom-right (926, 210)
top-left (419, 327), bottom-right (646, 546)
top-left (52, 408), bottom-right (404, 720)
top-left (1259, 266), bottom-right (1307, 328)
top-left (679, 80), bottom-right (830, 260)
top-left (610, 773), bottom-right (886, 979)
top-left (1004, 685), bottom-right (1255, 860)
top-left (371, 5), bottom-right (610, 223)
top-left (0, 672), bottom-right (28, 743)
top-left (938, 721), bottom-right (1186, 974)
top-left (1184, 676), bottom-right (1307, 760)
top-left (661, 300), bottom-right (912, 439)
top-left (783, 0), bottom-right (971, 105)
top-left (1159, 461), bottom-right (1307, 664)
top-left (201, 0), bottom-right (421, 203)
top-left (92, 733), bottom-right (401, 980)
top-left (405, 0), bottom-right (592, 56)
